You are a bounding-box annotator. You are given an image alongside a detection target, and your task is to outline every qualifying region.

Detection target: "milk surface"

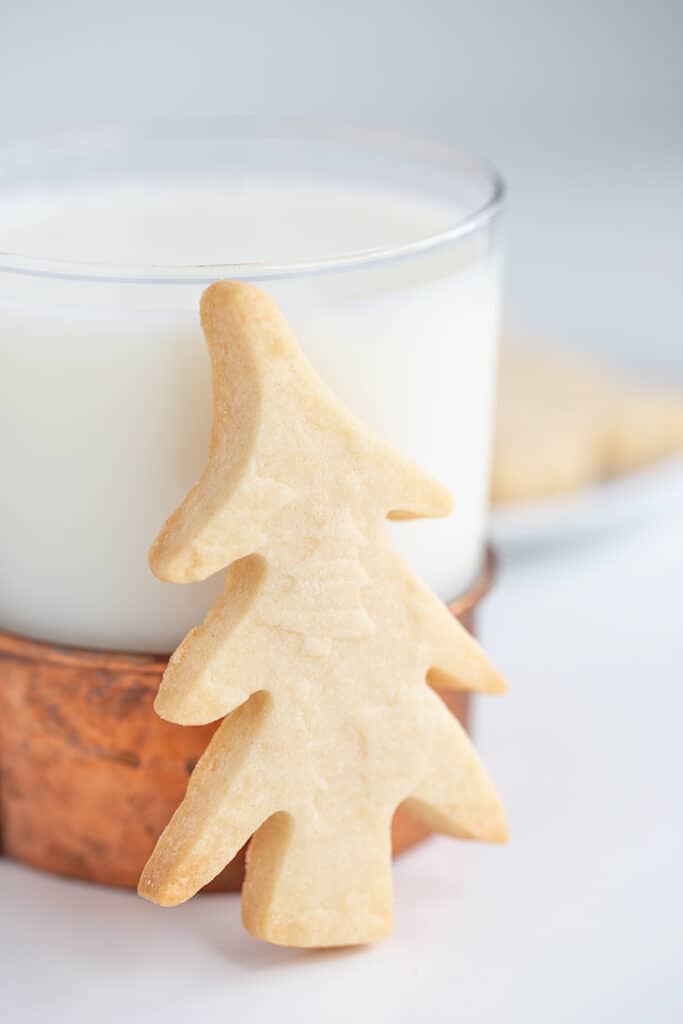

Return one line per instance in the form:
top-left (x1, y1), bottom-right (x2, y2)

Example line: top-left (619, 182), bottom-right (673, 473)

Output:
top-left (0, 180), bottom-right (500, 651)
top-left (0, 182), bottom-right (453, 265)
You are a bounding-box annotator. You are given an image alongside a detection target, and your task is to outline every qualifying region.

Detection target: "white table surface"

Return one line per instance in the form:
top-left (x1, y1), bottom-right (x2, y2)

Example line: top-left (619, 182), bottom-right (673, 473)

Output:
top-left (3, 503), bottom-right (682, 1023)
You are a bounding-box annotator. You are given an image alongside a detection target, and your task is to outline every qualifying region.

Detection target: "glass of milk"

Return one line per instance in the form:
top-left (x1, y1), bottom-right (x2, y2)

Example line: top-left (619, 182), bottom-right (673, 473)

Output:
top-left (0, 121), bottom-right (503, 653)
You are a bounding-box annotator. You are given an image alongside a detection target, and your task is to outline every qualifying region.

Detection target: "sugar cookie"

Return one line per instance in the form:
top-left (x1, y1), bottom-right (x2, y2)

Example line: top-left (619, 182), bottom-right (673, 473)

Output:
top-left (138, 282), bottom-right (506, 947)
top-left (493, 341), bottom-right (683, 504)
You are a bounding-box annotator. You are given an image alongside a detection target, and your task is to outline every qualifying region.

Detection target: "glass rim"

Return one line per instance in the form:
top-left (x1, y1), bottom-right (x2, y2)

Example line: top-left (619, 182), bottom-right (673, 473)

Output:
top-left (0, 117), bottom-right (505, 284)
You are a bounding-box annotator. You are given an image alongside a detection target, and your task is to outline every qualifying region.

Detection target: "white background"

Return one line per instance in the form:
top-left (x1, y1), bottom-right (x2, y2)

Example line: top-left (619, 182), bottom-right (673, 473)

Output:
top-left (1, 3), bottom-right (682, 1021)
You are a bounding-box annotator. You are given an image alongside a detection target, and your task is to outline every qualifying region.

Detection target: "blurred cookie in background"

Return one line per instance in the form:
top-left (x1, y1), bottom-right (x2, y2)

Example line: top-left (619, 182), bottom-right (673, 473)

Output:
top-left (492, 339), bottom-right (683, 505)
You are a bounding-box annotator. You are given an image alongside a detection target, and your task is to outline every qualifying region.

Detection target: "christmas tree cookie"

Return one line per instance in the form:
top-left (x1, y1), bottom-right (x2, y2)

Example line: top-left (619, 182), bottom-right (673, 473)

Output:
top-left (138, 281), bottom-right (507, 947)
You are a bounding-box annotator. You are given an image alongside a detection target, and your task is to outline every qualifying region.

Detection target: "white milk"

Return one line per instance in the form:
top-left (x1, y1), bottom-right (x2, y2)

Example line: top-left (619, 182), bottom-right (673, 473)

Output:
top-left (0, 181), bottom-right (501, 652)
